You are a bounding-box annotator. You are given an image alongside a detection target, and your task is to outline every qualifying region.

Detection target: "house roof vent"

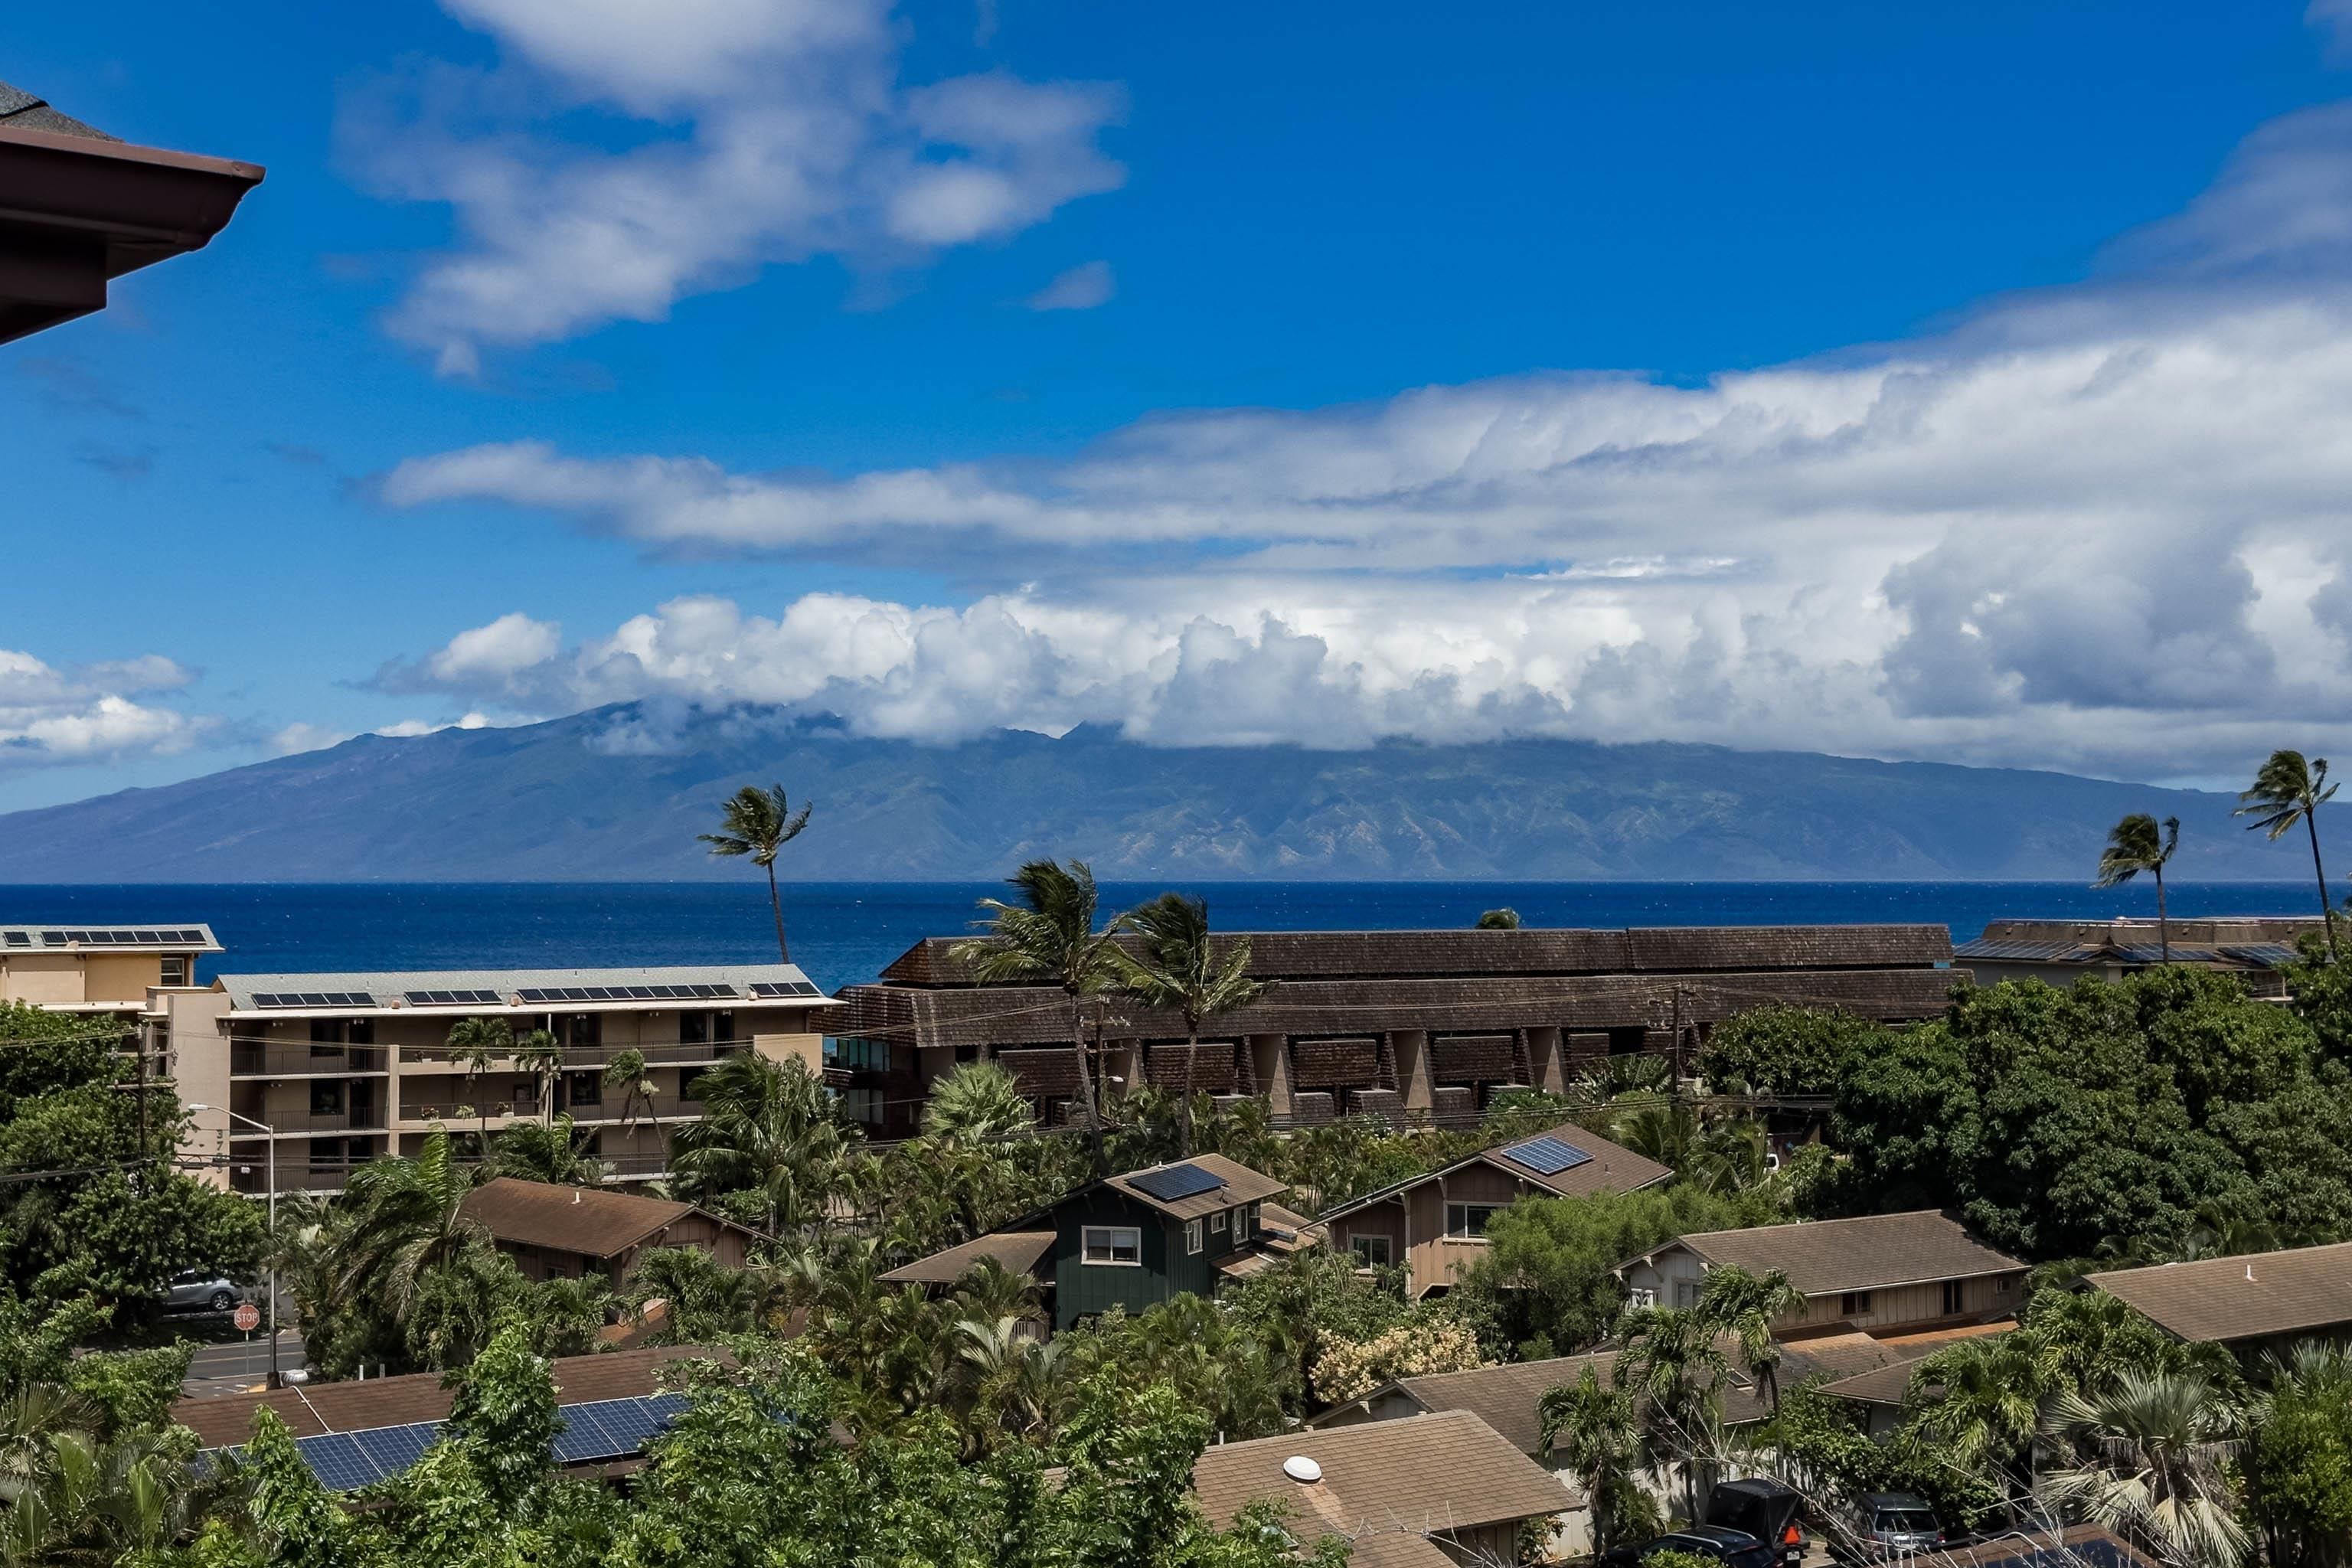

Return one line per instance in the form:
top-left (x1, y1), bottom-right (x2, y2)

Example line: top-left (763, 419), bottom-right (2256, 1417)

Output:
top-left (1282, 1455), bottom-right (1321, 1484)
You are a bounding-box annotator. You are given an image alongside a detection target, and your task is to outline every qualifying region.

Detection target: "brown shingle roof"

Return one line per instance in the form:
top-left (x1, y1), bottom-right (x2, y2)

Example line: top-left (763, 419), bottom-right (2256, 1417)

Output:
top-left (1319, 1121), bottom-right (1668, 1226)
top-left (1191, 1410), bottom-right (1570, 1536)
top-left (173, 1345), bottom-right (718, 1448)
top-left (1106, 1153), bottom-right (1289, 1220)
top-left (878, 1231), bottom-right (1057, 1285)
top-left (1661, 1210), bottom-right (2025, 1297)
top-left (1776, 1328), bottom-right (1906, 1385)
top-left (2086, 1241), bottom-right (2352, 1344)
top-left (459, 1177), bottom-right (754, 1259)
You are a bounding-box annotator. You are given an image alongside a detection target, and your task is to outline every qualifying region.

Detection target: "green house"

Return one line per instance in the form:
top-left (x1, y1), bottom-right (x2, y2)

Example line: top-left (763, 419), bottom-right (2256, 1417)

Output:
top-left (880, 1153), bottom-right (1304, 1331)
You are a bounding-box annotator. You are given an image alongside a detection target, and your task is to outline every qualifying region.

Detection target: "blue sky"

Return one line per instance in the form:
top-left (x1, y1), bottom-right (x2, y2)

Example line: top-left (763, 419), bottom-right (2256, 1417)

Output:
top-left (7, 1), bottom-right (2352, 810)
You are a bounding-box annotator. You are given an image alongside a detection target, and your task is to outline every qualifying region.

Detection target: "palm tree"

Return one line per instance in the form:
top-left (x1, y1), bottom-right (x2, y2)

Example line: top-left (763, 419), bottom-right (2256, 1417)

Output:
top-left (602, 1047), bottom-right (661, 1143)
top-left (1615, 1303), bottom-right (1730, 1519)
top-left (700, 782), bottom-right (813, 962)
top-left (922, 1060), bottom-right (1035, 1148)
top-left (513, 1027), bottom-right (561, 1124)
top-left (1116, 892), bottom-right (1273, 1158)
top-left (667, 1052), bottom-right (844, 1236)
top-left (1906, 1331), bottom-right (2064, 1506)
top-left (2040, 1369), bottom-right (2248, 1568)
top-left (492, 1114), bottom-right (607, 1186)
top-left (322, 1127), bottom-right (488, 1322)
top-left (1537, 1366), bottom-right (1646, 1557)
top-left (951, 860), bottom-right (1130, 1152)
top-left (1477, 908), bottom-right (1522, 929)
top-left (2096, 813), bottom-right (2183, 963)
top-left (1696, 1265), bottom-right (1805, 1410)
top-left (445, 1014), bottom-right (514, 1153)
top-left (2236, 750), bottom-right (2341, 959)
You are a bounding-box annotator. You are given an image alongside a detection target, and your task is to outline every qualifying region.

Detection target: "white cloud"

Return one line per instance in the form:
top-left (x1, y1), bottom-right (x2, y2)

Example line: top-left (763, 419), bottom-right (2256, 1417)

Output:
top-left (348, 0), bottom-right (1123, 372)
top-left (378, 98), bottom-right (2352, 782)
top-left (374, 712), bottom-right (499, 740)
top-left (270, 723), bottom-right (352, 756)
top-left (0, 648), bottom-right (210, 769)
top-left (1025, 260), bottom-right (1113, 311)
top-left (2313, 0), bottom-right (2352, 60)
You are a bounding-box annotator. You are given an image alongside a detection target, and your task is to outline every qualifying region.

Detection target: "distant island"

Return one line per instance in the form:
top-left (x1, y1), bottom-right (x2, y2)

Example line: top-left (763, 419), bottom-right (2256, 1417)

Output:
top-left (0, 703), bottom-right (2330, 883)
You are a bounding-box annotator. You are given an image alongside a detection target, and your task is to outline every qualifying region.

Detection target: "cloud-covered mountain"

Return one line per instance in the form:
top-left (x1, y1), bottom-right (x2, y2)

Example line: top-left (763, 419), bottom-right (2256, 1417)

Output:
top-left (0, 703), bottom-right (2330, 884)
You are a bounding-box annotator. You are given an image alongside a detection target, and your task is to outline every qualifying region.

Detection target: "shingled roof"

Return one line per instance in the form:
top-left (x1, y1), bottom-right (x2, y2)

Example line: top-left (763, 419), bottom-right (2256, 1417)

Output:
top-left (0, 79), bottom-right (113, 139)
top-left (1650, 1210), bottom-right (2025, 1296)
top-left (1318, 1121), bottom-right (1669, 1225)
top-left (1106, 1153), bottom-right (1289, 1220)
top-left (459, 1178), bottom-right (760, 1259)
top-left (878, 1230), bottom-right (1057, 1285)
top-left (174, 1346), bottom-right (717, 1448)
top-left (2086, 1241), bottom-right (2352, 1344)
top-left (1190, 1410), bottom-right (1570, 1538)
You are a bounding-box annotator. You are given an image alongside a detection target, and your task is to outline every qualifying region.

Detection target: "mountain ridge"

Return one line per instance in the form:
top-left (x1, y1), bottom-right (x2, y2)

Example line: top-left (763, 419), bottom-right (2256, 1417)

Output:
top-left (0, 703), bottom-right (2333, 883)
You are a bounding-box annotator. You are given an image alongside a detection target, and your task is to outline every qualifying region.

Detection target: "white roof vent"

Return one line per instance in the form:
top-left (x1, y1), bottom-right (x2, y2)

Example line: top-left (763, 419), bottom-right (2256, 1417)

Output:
top-left (1282, 1455), bottom-right (1322, 1484)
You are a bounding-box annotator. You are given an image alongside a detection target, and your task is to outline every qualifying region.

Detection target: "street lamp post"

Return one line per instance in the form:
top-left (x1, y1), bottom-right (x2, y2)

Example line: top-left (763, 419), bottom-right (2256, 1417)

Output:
top-left (190, 1104), bottom-right (279, 1387)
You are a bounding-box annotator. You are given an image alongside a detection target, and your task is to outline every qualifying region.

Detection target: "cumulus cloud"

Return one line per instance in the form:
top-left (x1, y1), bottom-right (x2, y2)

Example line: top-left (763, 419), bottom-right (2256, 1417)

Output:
top-left (347, 0), bottom-right (1123, 372)
top-left (270, 723), bottom-right (352, 756)
top-left (0, 648), bottom-right (210, 770)
top-left (377, 97), bottom-right (2352, 782)
top-left (1025, 260), bottom-right (1113, 311)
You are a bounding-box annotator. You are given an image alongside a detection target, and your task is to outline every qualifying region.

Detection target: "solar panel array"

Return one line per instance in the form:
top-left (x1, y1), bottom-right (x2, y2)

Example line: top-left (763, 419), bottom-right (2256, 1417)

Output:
top-left (250, 991), bottom-right (377, 1009)
top-left (516, 984), bottom-right (738, 1003)
top-left (404, 988), bottom-right (506, 1006)
top-left (749, 980), bottom-right (825, 998)
top-left (1127, 1162), bottom-right (1224, 1203)
top-left (12, 927), bottom-right (207, 946)
top-left (1501, 1135), bottom-right (1592, 1176)
top-left (230, 1392), bottom-right (692, 1491)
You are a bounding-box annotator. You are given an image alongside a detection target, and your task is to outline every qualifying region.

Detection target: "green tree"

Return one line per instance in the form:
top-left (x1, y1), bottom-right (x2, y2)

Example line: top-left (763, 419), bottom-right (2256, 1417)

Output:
top-left (1902, 1330), bottom-right (2064, 1511)
top-left (1696, 1264), bottom-right (1805, 1410)
top-left (699, 782), bottom-right (814, 962)
top-left (923, 1060), bottom-right (1035, 1149)
top-left (1537, 1366), bottom-right (1648, 1555)
top-left (952, 860), bottom-right (1131, 1153)
top-left (2237, 750), bottom-right (2341, 959)
top-left (2096, 812), bottom-right (2183, 962)
top-left (1615, 1303), bottom-right (1730, 1519)
top-left (2040, 1369), bottom-right (2248, 1568)
top-left (1116, 892), bottom-right (1273, 1158)
top-left (668, 1052), bottom-right (846, 1236)
top-left (603, 1047), bottom-right (660, 1138)
top-left (513, 1028), bottom-right (561, 1124)
top-left (1699, 1004), bottom-right (1893, 1097)
top-left (2246, 1343), bottom-right (2352, 1568)
top-left (441, 1315), bottom-right (560, 1511)
top-left (443, 1014), bottom-right (514, 1154)
top-left (492, 1113), bottom-right (606, 1186)
top-left (1475, 908), bottom-right (1521, 929)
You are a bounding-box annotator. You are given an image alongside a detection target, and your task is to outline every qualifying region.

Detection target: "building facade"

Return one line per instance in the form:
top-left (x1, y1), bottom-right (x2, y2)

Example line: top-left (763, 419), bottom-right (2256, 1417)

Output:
top-left (159, 964), bottom-right (834, 1194)
top-left (1, 921), bottom-right (224, 1082)
top-left (1954, 916), bottom-right (2318, 996)
top-left (830, 924), bottom-right (1961, 1137)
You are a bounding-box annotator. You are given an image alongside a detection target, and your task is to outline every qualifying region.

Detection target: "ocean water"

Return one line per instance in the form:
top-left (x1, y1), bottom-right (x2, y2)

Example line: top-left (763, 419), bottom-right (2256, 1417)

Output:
top-left (0, 881), bottom-right (2324, 994)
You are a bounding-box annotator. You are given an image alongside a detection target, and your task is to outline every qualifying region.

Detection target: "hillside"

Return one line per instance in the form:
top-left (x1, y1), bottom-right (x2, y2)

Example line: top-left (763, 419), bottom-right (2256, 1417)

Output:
top-left (0, 704), bottom-right (2326, 882)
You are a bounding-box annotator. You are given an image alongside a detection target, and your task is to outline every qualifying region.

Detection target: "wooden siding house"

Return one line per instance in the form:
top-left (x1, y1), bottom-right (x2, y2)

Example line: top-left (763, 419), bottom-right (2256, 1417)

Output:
top-left (2085, 1240), bottom-right (2352, 1357)
top-left (458, 1177), bottom-right (767, 1282)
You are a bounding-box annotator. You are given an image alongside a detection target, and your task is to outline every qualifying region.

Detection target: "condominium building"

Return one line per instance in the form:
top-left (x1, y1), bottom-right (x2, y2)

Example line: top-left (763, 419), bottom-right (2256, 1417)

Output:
top-left (830, 923), bottom-right (1961, 1138)
top-left (1, 923), bottom-right (224, 1070)
top-left (158, 964), bottom-right (836, 1194)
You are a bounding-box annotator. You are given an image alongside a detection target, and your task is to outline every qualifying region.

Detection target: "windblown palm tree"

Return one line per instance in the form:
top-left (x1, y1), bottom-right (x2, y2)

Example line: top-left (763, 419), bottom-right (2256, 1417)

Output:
top-left (952, 860), bottom-right (1130, 1152)
top-left (2040, 1369), bottom-right (2248, 1568)
top-left (922, 1060), bottom-right (1035, 1149)
top-left (603, 1047), bottom-right (660, 1143)
top-left (513, 1027), bottom-right (561, 1124)
top-left (2096, 813), bottom-right (2183, 962)
top-left (445, 1014), bottom-right (514, 1153)
top-left (667, 1052), bottom-right (844, 1236)
top-left (1537, 1367), bottom-right (1647, 1557)
top-left (1116, 892), bottom-right (1273, 1158)
top-left (492, 1113), bottom-right (606, 1187)
top-left (1906, 1331), bottom-right (2065, 1505)
top-left (2236, 750), bottom-right (2340, 959)
top-left (1614, 1303), bottom-right (1730, 1519)
top-left (699, 782), bottom-right (813, 962)
top-left (1696, 1264), bottom-right (1805, 1411)
top-left (322, 1127), bottom-right (489, 1323)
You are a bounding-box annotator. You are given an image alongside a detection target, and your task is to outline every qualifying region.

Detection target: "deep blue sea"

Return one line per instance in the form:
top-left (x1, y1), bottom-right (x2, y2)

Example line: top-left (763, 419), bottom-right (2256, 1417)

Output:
top-left (0, 882), bottom-right (2323, 994)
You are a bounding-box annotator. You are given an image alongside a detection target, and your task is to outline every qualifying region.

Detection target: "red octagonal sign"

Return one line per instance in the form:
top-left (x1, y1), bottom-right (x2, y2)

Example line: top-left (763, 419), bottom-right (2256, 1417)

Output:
top-left (232, 1303), bottom-right (260, 1332)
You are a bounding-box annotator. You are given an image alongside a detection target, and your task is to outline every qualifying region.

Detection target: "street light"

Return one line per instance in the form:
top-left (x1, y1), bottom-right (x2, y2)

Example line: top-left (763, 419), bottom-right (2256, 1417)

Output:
top-left (188, 1104), bottom-right (280, 1387)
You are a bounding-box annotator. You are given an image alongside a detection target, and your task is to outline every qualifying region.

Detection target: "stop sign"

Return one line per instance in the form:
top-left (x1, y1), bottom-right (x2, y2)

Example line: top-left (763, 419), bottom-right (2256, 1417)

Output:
top-left (232, 1303), bottom-right (260, 1332)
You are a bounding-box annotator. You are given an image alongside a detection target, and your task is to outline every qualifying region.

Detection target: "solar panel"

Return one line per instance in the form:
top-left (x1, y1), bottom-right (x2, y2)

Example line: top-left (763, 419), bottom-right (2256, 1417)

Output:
top-left (1128, 1162), bottom-right (1224, 1202)
top-left (296, 1432), bottom-right (384, 1491)
top-left (178, 929), bottom-right (206, 942)
top-left (351, 1421), bottom-right (440, 1478)
top-left (1502, 1135), bottom-right (1592, 1176)
top-left (40, 931), bottom-right (66, 944)
top-left (552, 1400), bottom-right (631, 1462)
top-left (2, 932), bottom-right (25, 946)
top-left (404, 988), bottom-right (504, 1006)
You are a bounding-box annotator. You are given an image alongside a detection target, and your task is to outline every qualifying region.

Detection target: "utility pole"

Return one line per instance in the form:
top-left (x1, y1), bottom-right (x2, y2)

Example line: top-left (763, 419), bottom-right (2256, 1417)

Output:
top-left (191, 1105), bottom-right (279, 1387)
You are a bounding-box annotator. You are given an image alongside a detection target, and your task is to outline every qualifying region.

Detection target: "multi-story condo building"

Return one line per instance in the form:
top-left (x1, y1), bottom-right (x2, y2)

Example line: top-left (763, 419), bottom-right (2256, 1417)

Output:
top-left (1, 922), bottom-right (224, 1070)
top-left (830, 924), bottom-right (1961, 1137)
top-left (158, 965), bottom-right (835, 1194)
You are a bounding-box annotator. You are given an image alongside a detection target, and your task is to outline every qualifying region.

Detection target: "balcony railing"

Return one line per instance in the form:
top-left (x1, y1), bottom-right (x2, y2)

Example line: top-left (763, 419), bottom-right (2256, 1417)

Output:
top-left (398, 1041), bottom-right (748, 1070)
top-left (227, 1150), bottom-right (671, 1194)
top-left (232, 1044), bottom-right (389, 1076)
top-left (227, 1109), bottom-right (390, 1135)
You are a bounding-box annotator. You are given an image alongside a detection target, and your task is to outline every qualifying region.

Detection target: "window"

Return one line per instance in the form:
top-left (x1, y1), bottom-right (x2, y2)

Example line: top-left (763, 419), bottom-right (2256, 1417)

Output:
top-left (1628, 1286), bottom-right (1658, 1308)
top-left (310, 1080), bottom-right (345, 1116)
top-left (566, 1071), bottom-right (602, 1107)
top-left (1995, 1276), bottom-right (2013, 1295)
top-left (840, 1089), bottom-right (885, 1127)
top-left (827, 1036), bottom-right (890, 1073)
top-left (1240, 1204), bottom-right (1258, 1236)
top-left (557, 1012), bottom-right (603, 1048)
top-left (713, 1010), bottom-right (734, 1045)
top-left (1674, 1281), bottom-right (1701, 1308)
top-left (1942, 1280), bottom-right (1965, 1315)
top-left (1841, 1290), bottom-right (1874, 1316)
top-left (346, 1017), bottom-right (374, 1047)
top-left (1210, 1209), bottom-right (1227, 1233)
top-left (1350, 1234), bottom-right (1393, 1269)
top-left (679, 1010), bottom-right (710, 1045)
top-left (309, 1018), bottom-right (346, 1057)
top-left (159, 956), bottom-right (189, 987)
top-left (1184, 1219), bottom-right (1204, 1255)
top-left (1082, 1227), bottom-right (1142, 1266)
top-left (1444, 1202), bottom-right (1505, 1240)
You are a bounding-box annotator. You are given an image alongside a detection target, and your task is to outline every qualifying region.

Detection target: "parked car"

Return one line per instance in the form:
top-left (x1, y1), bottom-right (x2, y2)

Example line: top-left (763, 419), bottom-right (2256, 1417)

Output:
top-left (1834, 1493), bottom-right (1945, 1561)
top-left (159, 1270), bottom-right (240, 1315)
top-left (1707, 1478), bottom-right (1808, 1568)
top-left (1605, 1526), bottom-right (1778, 1568)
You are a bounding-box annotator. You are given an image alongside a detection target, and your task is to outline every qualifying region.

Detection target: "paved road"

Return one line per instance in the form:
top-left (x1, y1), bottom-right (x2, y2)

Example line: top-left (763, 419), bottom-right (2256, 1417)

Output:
top-left (182, 1331), bottom-right (307, 1396)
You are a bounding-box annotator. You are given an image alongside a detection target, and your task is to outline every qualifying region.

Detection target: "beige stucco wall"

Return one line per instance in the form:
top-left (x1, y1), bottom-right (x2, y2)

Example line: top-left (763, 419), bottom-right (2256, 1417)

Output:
top-left (2, 954), bottom-right (86, 1004)
top-left (79, 954), bottom-right (166, 1004)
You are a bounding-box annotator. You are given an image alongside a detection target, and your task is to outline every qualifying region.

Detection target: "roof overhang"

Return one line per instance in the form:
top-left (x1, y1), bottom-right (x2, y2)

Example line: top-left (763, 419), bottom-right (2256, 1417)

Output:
top-left (0, 123), bottom-right (263, 343)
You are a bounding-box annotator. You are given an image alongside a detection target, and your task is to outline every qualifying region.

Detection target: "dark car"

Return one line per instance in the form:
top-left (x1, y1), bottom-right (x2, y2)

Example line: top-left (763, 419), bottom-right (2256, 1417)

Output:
top-left (1606, 1526), bottom-right (1778, 1568)
top-left (1834, 1493), bottom-right (1945, 1561)
top-left (1707, 1478), bottom-right (1808, 1568)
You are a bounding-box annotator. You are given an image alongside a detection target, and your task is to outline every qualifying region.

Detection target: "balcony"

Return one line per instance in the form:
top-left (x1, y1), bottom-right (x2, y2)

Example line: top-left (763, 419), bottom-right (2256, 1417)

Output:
top-left (399, 1040), bottom-right (746, 1071)
top-left (227, 1149), bottom-right (672, 1194)
top-left (227, 1109), bottom-right (390, 1135)
top-left (232, 1044), bottom-right (389, 1076)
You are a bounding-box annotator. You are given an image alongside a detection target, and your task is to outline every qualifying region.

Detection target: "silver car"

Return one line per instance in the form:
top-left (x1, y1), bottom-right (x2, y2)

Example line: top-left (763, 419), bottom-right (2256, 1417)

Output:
top-left (161, 1270), bottom-right (240, 1314)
